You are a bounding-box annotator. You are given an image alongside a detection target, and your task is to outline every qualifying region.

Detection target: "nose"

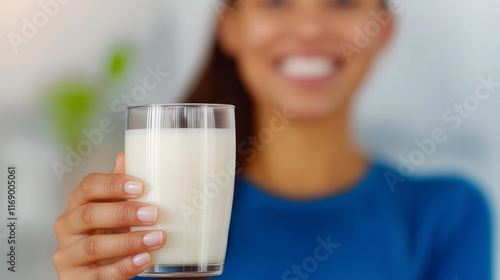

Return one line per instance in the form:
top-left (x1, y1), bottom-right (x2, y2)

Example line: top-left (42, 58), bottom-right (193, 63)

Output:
top-left (290, 8), bottom-right (328, 41)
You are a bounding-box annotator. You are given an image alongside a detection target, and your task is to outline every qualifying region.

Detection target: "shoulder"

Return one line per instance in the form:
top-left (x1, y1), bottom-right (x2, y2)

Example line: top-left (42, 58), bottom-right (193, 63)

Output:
top-left (372, 163), bottom-right (491, 224)
top-left (374, 162), bottom-right (485, 197)
top-left (371, 163), bottom-right (490, 214)
top-left (371, 163), bottom-right (492, 265)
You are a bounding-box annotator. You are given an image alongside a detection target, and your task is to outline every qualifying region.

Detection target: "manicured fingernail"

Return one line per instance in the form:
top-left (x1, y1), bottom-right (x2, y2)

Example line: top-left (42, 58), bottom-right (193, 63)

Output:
top-left (133, 252), bottom-right (150, 267)
top-left (143, 231), bottom-right (163, 247)
top-left (124, 181), bottom-right (143, 195)
top-left (137, 207), bottom-right (157, 222)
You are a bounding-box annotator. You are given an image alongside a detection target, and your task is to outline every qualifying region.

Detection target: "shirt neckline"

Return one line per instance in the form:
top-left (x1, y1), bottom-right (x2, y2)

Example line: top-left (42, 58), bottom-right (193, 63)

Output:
top-left (236, 162), bottom-right (378, 206)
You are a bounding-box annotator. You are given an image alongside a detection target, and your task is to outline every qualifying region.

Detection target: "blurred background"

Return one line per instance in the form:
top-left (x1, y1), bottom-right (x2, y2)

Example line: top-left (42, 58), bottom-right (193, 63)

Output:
top-left (0, 0), bottom-right (499, 279)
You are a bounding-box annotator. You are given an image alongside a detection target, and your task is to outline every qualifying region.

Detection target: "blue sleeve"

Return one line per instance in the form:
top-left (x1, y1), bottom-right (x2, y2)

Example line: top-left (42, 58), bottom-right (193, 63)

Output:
top-left (423, 181), bottom-right (492, 280)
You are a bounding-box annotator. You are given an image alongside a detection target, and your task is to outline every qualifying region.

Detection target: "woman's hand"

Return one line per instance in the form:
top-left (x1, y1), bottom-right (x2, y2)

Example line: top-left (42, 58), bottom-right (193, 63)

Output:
top-left (53, 153), bottom-right (167, 280)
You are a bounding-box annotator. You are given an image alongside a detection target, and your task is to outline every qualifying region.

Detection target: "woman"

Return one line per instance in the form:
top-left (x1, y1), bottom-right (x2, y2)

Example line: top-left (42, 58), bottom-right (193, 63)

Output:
top-left (53, 0), bottom-right (492, 279)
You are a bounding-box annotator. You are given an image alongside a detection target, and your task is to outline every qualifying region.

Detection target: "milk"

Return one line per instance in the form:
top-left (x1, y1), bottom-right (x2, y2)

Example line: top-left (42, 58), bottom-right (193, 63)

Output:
top-left (125, 128), bottom-right (235, 267)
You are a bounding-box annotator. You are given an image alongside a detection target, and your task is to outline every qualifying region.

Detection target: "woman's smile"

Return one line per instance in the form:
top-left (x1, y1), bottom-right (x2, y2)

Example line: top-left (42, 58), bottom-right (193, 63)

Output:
top-left (276, 52), bottom-right (342, 86)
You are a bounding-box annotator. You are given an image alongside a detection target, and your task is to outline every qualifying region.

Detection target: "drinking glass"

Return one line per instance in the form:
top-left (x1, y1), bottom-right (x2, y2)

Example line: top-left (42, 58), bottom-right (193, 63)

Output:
top-left (125, 104), bottom-right (236, 277)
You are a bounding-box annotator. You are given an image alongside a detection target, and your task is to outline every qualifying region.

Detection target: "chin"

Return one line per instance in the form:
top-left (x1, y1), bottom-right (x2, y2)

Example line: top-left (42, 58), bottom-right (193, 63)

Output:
top-left (278, 98), bottom-right (347, 120)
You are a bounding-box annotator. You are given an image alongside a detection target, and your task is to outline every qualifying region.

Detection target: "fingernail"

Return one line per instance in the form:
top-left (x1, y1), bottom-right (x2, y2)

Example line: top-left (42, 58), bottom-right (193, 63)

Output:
top-left (143, 231), bottom-right (164, 247)
top-left (137, 207), bottom-right (157, 222)
top-left (124, 181), bottom-right (143, 195)
top-left (133, 252), bottom-right (150, 267)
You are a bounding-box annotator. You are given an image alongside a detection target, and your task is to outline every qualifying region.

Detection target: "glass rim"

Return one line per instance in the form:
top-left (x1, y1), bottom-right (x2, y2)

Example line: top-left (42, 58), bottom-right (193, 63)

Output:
top-left (128, 103), bottom-right (235, 110)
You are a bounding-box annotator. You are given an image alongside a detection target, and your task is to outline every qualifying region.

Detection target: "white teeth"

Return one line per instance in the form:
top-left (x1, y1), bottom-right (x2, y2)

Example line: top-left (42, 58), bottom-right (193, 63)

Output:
top-left (279, 56), bottom-right (336, 79)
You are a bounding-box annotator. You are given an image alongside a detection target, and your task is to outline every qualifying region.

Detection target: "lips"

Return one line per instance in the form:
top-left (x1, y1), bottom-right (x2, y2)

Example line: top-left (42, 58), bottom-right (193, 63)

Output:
top-left (278, 55), bottom-right (339, 81)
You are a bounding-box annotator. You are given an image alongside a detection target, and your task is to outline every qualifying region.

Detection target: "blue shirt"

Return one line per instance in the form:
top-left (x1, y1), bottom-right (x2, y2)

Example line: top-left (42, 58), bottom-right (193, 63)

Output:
top-left (134, 163), bottom-right (492, 279)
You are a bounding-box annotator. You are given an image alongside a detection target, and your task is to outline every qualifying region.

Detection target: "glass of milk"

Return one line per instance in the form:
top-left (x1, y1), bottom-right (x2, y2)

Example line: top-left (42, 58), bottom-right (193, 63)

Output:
top-left (125, 104), bottom-right (236, 277)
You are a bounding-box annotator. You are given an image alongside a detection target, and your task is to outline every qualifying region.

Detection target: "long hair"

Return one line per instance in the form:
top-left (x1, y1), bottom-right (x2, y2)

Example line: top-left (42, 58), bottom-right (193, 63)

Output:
top-left (184, 42), bottom-right (253, 166)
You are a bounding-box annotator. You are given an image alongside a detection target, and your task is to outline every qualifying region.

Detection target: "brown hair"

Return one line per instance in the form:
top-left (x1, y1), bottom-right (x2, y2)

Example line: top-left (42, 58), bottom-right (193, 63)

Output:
top-left (184, 43), bottom-right (253, 166)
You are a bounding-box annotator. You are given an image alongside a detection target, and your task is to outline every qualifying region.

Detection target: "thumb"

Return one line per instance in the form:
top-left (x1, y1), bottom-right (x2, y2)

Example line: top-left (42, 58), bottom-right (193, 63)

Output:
top-left (111, 152), bottom-right (126, 174)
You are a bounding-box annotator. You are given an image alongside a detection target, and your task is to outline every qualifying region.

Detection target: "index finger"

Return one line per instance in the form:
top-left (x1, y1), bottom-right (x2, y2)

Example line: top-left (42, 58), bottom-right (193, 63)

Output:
top-left (112, 152), bottom-right (126, 174)
top-left (68, 173), bottom-right (143, 210)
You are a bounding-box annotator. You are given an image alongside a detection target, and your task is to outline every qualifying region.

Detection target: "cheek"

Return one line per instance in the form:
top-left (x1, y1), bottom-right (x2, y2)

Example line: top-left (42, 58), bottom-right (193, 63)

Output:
top-left (241, 15), bottom-right (282, 49)
top-left (234, 18), bottom-right (283, 102)
top-left (236, 55), bottom-right (275, 109)
top-left (248, 22), bottom-right (274, 45)
top-left (338, 14), bottom-right (389, 58)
